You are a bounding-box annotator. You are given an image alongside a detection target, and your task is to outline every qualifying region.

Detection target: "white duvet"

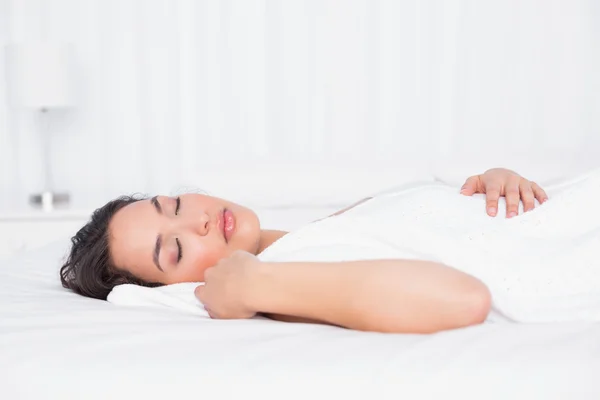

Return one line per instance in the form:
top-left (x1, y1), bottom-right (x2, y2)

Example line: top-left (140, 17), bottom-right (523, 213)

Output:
top-left (1, 174), bottom-right (600, 399)
top-left (255, 167), bottom-right (600, 324)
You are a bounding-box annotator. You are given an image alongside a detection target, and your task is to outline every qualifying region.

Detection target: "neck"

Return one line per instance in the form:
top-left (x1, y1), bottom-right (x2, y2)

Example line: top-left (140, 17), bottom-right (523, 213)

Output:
top-left (256, 229), bottom-right (288, 254)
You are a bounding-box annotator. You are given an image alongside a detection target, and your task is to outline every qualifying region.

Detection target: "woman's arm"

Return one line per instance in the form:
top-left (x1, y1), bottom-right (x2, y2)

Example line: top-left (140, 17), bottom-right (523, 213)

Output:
top-left (250, 259), bottom-right (491, 334)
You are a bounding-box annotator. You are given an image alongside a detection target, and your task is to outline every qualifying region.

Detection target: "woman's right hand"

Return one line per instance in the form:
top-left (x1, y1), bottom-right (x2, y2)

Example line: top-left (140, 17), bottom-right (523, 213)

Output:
top-left (194, 250), bottom-right (261, 320)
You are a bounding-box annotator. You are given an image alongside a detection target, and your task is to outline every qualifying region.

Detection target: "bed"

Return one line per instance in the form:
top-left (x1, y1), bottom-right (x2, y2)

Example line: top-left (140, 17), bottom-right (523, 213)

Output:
top-left (1, 163), bottom-right (599, 399)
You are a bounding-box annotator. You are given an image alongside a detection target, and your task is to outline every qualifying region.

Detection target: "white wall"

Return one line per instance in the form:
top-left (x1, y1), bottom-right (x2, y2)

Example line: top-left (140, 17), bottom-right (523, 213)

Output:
top-left (1, 0), bottom-right (599, 210)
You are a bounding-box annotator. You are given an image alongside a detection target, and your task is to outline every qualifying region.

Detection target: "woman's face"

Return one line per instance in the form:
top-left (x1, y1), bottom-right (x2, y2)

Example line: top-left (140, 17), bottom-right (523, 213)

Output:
top-left (108, 194), bottom-right (261, 284)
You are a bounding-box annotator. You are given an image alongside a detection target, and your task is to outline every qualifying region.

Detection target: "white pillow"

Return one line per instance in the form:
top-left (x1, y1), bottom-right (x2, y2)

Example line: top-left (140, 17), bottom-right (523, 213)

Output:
top-left (107, 283), bottom-right (209, 317)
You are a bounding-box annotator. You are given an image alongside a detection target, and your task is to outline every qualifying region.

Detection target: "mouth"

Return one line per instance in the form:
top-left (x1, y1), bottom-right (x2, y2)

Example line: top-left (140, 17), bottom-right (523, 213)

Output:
top-left (221, 208), bottom-right (236, 243)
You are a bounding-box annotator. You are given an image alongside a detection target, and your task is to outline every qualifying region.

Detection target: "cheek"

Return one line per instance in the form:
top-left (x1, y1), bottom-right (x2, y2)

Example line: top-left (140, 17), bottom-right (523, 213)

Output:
top-left (233, 209), bottom-right (260, 247)
top-left (178, 240), bottom-right (228, 282)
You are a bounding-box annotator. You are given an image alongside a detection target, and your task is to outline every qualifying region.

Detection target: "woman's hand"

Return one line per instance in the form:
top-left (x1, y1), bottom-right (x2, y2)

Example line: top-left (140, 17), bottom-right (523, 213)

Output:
top-left (460, 168), bottom-right (548, 218)
top-left (194, 250), bottom-right (261, 319)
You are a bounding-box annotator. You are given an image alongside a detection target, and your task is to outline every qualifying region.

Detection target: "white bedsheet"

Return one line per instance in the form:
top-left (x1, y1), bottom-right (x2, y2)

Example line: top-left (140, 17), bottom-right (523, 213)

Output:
top-left (1, 205), bottom-right (600, 399)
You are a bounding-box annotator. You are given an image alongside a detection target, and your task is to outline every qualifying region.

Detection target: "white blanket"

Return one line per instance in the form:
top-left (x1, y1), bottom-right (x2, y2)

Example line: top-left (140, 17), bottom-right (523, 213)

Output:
top-left (108, 167), bottom-right (600, 325)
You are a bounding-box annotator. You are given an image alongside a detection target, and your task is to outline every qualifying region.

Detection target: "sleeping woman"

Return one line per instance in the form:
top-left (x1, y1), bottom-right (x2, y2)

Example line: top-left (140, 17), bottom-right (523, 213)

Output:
top-left (60, 167), bottom-right (600, 334)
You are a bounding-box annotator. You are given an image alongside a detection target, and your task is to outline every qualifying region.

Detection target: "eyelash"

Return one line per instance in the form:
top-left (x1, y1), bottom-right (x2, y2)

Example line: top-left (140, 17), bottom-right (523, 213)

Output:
top-left (175, 196), bottom-right (181, 216)
top-left (176, 238), bottom-right (182, 263)
top-left (175, 197), bottom-right (182, 263)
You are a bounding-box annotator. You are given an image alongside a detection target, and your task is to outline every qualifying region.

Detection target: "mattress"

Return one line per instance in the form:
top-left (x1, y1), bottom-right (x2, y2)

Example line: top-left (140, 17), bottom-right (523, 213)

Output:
top-left (1, 205), bottom-right (599, 399)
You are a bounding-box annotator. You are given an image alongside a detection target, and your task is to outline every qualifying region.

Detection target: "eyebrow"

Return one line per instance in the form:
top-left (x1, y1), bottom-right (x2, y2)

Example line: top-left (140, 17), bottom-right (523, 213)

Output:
top-left (153, 234), bottom-right (164, 272)
top-left (150, 196), bottom-right (164, 273)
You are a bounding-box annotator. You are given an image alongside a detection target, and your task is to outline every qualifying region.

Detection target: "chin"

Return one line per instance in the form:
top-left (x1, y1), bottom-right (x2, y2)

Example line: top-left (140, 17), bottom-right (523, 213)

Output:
top-left (229, 204), bottom-right (261, 251)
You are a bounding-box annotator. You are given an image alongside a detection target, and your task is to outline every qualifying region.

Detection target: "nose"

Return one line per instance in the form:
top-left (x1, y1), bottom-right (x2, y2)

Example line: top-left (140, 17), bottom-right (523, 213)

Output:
top-left (176, 211), bottom-right (210, 236)
top-left (197, 212), bottom-right (210, 236)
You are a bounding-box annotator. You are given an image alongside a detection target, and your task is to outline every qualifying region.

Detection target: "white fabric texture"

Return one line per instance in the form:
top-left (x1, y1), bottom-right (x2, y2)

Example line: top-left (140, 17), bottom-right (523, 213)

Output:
top-left (259, 167), bottom-right (600, 323)
top-left (108, 282), bottom-right (208, 317)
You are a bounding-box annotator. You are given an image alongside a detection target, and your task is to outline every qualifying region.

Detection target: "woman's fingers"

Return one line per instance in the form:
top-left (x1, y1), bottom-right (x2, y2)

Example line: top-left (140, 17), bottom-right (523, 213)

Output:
top-left (485, 184), bottom-right (501, 217)
top-left (520, 182), bottom-right (536, 212)
top-left (531, 181), bottom-right (549, 204)
top-left (195, 285), bottom-right (215, 318)
top-left (504, 179), bottom-right (521, 218)
top-left (460, 175), bottom-right (480, 196)
top-left (194, 285), bottom-right (205, 302)
top-left (204, 305), bottom-right (216, 319)
top-left (465, 171), bottom-right (549, 218)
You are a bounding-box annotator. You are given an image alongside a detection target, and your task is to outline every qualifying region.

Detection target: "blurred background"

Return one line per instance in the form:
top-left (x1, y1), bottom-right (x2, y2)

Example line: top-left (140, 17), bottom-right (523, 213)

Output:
top-left (1, 0), bottom-right (599, 211)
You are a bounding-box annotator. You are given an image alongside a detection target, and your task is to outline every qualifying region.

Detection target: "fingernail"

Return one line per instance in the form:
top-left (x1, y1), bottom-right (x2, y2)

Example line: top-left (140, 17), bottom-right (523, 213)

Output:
top-left (488, 207), bottom-right (497, 216)
top-left (508, 211), bottom-right (517, 218)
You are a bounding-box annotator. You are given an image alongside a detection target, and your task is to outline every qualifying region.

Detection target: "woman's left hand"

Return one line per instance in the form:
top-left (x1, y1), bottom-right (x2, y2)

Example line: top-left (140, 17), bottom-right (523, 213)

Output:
top-left (194, 250), bottom-right (261, 319)
top-left (460, 168), bottom-right (548, 218)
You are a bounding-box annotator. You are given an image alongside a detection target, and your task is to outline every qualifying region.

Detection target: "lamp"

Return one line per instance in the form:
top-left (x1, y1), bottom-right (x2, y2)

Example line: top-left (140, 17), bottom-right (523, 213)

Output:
top-left (5, 42), bottom-right (76, 211)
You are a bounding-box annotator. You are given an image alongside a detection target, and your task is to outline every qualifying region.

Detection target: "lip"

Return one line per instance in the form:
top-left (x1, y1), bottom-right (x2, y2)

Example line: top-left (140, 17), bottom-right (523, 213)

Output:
top-left (217, 210), bottom-right (226, 241)
top-left (223, 208), bottom-right (235, 242)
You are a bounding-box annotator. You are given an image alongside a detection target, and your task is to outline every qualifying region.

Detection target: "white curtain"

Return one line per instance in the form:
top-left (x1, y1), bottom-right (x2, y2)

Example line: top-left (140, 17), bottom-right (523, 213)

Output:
top-left (1, 0), bottom-right (599, 208)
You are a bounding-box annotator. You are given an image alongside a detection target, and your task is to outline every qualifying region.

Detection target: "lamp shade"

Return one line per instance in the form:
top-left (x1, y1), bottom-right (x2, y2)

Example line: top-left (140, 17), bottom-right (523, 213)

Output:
top-left (5, 42), bottom-right (76, 109)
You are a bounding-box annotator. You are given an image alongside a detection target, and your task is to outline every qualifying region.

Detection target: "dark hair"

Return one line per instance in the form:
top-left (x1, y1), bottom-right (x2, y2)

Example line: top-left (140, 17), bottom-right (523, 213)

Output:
top-left (60, 194), bottom-right (163, 300)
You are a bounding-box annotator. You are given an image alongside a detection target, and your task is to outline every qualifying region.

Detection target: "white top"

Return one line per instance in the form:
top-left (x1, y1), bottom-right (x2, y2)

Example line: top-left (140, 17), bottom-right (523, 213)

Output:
top-left (258, 170), bottom-right (600, 324)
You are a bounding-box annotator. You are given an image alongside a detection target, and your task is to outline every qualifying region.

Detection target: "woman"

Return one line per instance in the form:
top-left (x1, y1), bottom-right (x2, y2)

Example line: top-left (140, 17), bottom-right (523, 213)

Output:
top-left (61, 168), bottom-right (550, 334)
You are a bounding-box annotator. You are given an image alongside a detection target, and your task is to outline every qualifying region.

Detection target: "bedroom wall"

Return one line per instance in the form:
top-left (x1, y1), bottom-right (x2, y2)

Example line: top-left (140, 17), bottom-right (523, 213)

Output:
top-left (0, 0), bottom-right (14, 206)
top-left (1, 0), bottom-right (599, 209)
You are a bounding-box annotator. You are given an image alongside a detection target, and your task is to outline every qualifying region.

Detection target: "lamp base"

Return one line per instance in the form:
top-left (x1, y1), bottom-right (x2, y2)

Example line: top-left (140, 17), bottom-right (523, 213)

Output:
top-left (29, 191), bottom-right (70, 212)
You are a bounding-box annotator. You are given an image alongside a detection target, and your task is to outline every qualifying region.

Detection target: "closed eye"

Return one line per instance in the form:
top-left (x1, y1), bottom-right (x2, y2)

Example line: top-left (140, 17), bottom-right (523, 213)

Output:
top-left (176, 238), bottom-right (182, 263)
top-left (175, 196), bottom-right (181, 216)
